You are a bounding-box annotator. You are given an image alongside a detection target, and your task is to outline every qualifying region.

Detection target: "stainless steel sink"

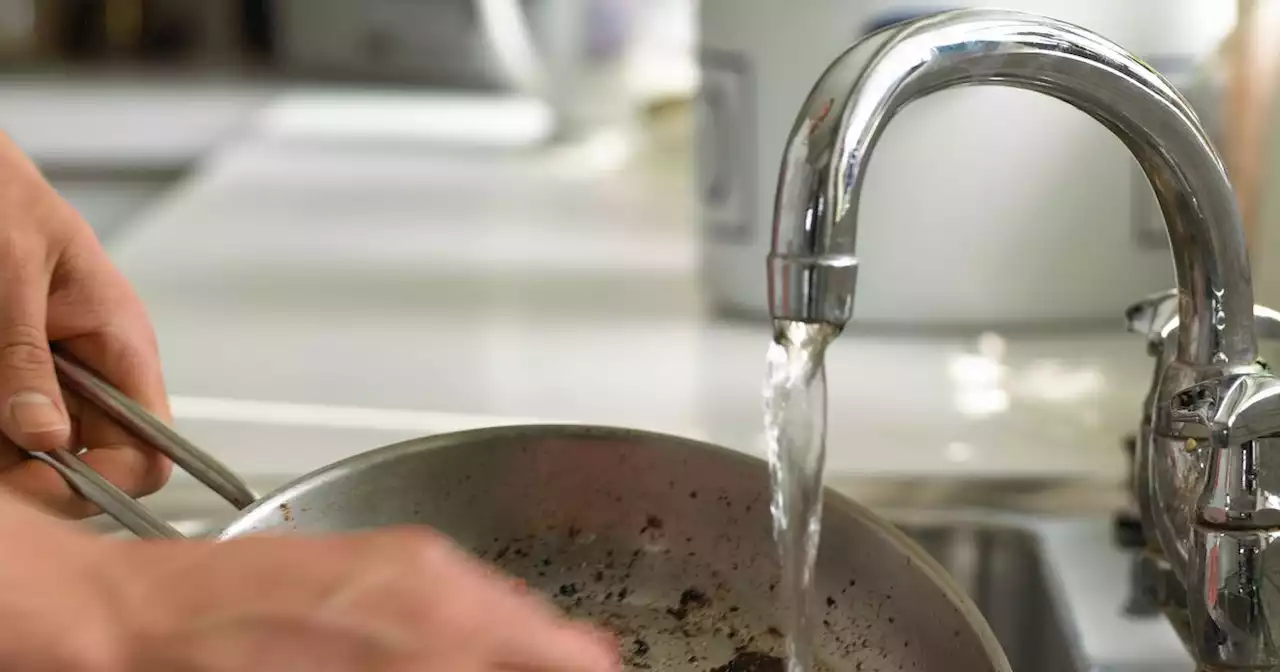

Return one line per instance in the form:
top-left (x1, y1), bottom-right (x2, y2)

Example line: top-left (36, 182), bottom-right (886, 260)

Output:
top-left (895, 521), bottom-right (1085, 672)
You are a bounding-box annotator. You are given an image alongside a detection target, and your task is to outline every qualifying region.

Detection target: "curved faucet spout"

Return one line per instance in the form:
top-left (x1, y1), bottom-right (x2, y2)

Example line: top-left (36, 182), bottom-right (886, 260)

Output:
top-left (766, 8), bottom-right (1256, 367)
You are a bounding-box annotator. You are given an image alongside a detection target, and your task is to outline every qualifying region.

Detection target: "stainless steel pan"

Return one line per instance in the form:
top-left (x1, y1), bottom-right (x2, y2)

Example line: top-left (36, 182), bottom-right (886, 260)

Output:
top-left (40, 350), bottom-right (1011, 672)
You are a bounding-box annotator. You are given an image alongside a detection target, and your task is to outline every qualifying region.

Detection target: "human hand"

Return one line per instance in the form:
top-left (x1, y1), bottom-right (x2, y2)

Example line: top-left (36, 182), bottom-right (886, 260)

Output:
top-left (113, 526), bottom-right (621, 671)
top-left (0, 487), bottom-right (619, 671)
top-left (0, 132), bottom-right (171, 516)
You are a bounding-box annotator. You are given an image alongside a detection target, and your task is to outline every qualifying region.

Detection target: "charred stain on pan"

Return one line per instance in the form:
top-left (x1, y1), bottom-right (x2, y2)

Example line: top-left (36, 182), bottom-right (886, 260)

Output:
top-left (640, 514), bottom-right (664, 534)
top-left (666, 587), bottom-right (709, 621)
top-left (711, 652), bottom-right (785, 671)
top-left (465, 455), bottom-right (926, 670)
top-left (467, 498), bottom-right (880, 671)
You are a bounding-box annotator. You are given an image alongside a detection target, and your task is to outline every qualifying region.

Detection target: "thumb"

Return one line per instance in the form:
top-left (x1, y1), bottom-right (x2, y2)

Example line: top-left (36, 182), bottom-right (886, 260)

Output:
top-left (0, 314), bottom-right (68, 454)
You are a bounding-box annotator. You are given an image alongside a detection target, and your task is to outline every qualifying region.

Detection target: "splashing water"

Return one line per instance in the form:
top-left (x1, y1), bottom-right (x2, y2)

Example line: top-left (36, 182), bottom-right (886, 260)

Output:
top-left (764, 320), bottom-right (841, 672)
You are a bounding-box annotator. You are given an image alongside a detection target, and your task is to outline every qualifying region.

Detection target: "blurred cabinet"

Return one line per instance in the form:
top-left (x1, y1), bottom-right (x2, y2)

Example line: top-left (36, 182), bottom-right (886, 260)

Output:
top-left (272, 0), bottom-right (512, 88)
top-left (0, 0), bottom-right (531, 89)
top-left (0, 1), bottom-right (38, 58)
top-left (28, 0), bottom-right (235, 63)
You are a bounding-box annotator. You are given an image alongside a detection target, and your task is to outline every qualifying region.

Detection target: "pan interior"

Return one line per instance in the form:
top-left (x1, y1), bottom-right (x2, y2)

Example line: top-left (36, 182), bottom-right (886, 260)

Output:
top-left (220, 426), bottom-right (1009, 671)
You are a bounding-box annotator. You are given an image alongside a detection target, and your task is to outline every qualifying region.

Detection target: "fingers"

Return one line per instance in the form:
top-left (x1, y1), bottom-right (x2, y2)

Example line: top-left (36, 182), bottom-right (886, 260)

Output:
top-left (0, 245), bottom-right (68, 454)
top-left (134, 615), bottom-right (410, 672)
top-left (0, 401), bottom-right (92, 518)
top-left (0, 433), bottom-right (24, 471)
top-left (330, 529), bottom-right (620, 671)
top-left (0, 367), bottom-right (168, 519)
top-left (111, 528), bottom-right (623, 672)
top-left (73, 391), bottom-right (171, 495)
top-left (422, 538), bottom-right (618, 672)
top-left (50, 251), bottom-right (172, 505)
top-left (0, 148), bottom-right (171, 516)
top-left (496, 620), bottom-right (620, 672)
top-left (0, 412), bottom-right (81, 519)
top-left (52, 251), bottom-right (171, 425)
top-left (0, 342), bottom-right (170, 517)
top-left (0, 459), bottom-right (88, 518)
top-left (0, 448), bottom-right (168, 520)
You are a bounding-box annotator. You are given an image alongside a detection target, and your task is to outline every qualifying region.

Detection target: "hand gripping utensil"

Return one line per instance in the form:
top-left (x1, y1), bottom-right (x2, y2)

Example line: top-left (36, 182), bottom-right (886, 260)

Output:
top-left (26, 346), bottom-right (257, 539)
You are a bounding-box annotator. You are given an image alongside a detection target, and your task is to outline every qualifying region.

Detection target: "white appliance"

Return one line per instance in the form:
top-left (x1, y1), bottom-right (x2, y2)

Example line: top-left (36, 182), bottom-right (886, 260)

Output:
top-left (273, 0), bottom-right (526, 88)
top-left (698, 0), bottom-right (1237, 328)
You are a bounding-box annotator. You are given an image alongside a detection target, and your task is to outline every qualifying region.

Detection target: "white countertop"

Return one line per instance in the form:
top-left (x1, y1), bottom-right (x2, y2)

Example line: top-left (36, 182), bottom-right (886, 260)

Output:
top-left (0, 77), bottom-right (272, 169)
top-left (101, 125), bottom-right (1161, 487)
top-left (0, 79), bottom-right (567, 169)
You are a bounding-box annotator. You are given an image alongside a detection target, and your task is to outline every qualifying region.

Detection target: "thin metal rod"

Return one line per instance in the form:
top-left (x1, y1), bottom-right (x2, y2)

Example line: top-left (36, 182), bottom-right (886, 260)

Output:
top-left (51, 348), bottom-right (257, 509)
top-left (28, 449), bottom-right (183, 540)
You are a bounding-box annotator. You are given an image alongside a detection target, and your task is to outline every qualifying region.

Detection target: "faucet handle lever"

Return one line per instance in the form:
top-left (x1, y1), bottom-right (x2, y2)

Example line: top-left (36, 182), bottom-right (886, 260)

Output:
top-left (1125, 289), bottom-right (1181, 353)
top-left (1171, 371), bottom-right (1280, 445)
top-left (1171, 371), bottom-right (1280, 529)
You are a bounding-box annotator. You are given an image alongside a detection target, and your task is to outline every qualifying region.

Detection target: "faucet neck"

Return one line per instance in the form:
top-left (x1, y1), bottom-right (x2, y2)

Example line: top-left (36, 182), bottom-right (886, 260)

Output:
top-left (767, 8), bottom-right (1257, 368)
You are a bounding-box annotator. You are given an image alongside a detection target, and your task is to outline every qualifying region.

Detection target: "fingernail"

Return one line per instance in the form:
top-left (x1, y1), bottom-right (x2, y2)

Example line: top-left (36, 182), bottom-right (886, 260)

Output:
top-left (9, 392), bottom-right (67, 434)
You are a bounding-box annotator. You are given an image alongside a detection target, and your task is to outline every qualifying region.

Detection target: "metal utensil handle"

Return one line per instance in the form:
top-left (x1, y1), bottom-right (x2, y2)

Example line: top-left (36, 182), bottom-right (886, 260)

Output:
top-left (27, 448), bottom-right (184, 539)
top-left (42, 347), bottom-right (258, 538)
top-left (51, 348), bottom-right (257, 509)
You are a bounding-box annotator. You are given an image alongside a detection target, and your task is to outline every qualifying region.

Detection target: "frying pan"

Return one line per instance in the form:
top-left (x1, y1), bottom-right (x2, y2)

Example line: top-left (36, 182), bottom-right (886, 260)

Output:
top-left (38, 350), bottom-right (1011, 672)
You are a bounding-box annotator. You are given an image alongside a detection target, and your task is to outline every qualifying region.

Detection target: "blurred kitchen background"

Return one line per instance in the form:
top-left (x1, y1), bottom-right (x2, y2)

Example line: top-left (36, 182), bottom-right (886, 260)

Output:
top-left (0, 0), bottom-right (1274, 483)
top-left (0, 0), bottom-right (1269, 486)
top-left (0, 0), bottom-right (1276, 483)
top-left (12, 2), bottom-right (1280, 668)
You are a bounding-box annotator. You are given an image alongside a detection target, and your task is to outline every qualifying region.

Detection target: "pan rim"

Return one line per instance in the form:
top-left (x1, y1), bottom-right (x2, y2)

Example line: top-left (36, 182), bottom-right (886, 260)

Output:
top-left (216, 423), bottom-right (1013, 672)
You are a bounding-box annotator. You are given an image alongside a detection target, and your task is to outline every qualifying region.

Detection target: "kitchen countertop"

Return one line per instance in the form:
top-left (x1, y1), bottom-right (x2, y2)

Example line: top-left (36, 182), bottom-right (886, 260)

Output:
top-left (99, 120), bottom-right (1161, 489)
top-left (0, 77), bottom-right (272, 169)
top-left (0, 77), bottom-right (570, 171)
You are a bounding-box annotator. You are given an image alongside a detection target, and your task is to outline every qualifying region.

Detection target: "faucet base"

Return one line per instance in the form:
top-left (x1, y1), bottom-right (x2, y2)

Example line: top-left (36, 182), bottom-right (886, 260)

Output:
top-left (1189, 526), bottom-right (1280, 669)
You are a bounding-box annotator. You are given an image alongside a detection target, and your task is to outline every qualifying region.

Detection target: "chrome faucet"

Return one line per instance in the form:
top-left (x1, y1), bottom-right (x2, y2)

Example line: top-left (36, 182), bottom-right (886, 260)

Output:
top-left (765, 8), bottom-right (1280, 669)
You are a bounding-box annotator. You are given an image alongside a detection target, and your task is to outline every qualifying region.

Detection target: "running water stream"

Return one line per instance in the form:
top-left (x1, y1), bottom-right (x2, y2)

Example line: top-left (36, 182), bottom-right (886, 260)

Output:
top-left (763, 320), bottom-right (841, 672)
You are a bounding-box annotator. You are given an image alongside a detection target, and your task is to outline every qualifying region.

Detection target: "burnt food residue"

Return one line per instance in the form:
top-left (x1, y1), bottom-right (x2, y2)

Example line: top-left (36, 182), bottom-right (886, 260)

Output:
top-left (710, 652), bottom-right (786, 672)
